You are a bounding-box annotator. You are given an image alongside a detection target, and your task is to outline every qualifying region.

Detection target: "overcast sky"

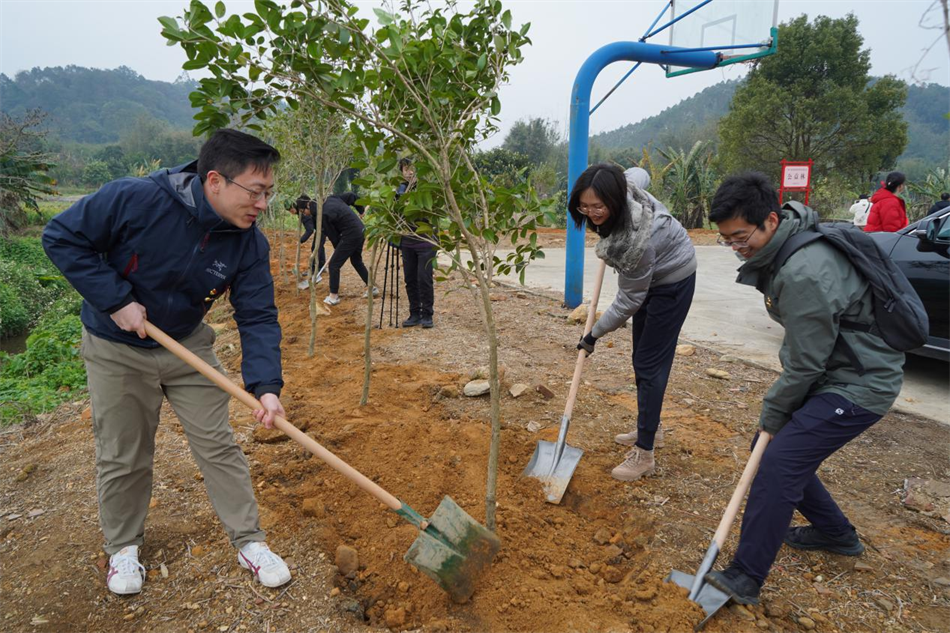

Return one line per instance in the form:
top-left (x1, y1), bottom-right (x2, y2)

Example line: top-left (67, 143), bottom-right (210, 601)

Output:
top-left (2, 0), bottom-right (948, 147)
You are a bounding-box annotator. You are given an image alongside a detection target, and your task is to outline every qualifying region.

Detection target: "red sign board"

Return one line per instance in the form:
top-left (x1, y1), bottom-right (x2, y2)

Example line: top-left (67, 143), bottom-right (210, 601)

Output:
top-left (779, 159), bottom-right (812, 205)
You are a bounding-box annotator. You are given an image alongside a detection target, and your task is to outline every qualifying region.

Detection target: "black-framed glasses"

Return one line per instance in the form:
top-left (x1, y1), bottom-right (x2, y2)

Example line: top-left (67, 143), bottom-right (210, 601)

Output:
top-left (717, 225), bottom-right (760, 248)
top-left (578, 203), bottom-right (607, 216)
top-left (224, 176), bottom-right (273, 203)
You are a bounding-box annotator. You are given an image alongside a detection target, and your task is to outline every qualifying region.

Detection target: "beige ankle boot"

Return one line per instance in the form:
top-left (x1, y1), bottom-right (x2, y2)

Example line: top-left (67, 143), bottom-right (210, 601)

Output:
top-left (611, 447), bottom-right (656, 481)
top-left (614, 424), bottom-right (664, 449)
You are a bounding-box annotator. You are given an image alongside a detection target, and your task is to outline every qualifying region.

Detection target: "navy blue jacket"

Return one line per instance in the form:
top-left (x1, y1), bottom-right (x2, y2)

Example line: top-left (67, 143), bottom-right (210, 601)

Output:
top-left (42, 161), bottom-right (283, 398)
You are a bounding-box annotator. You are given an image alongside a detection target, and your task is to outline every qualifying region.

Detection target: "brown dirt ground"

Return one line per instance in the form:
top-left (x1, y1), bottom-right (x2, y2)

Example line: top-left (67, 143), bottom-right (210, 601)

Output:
top-left (1, 231), bottom-right (949, 633)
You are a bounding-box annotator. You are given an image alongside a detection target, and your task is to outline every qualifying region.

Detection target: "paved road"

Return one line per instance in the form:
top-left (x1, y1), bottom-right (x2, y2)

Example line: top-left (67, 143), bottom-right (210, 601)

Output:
top-left (483, 245), bottom-right (949, 425)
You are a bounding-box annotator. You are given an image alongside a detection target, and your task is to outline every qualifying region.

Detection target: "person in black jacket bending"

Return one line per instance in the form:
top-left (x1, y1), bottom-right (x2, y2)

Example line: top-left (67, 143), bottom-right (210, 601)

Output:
top-left (292, 195), bottom-right (339, 286)
top-left (298, 192), bottom-right (374, 306)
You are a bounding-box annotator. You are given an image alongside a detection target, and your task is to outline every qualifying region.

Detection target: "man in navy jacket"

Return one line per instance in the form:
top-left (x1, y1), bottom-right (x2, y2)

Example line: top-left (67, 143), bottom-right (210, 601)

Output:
top-left (43, 129), bottom-right (291, 595)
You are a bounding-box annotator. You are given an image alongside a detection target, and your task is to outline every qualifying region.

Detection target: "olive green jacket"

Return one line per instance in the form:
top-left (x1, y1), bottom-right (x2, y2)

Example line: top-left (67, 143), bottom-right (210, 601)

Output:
top-left (735, 205), bottom-right (904, 434)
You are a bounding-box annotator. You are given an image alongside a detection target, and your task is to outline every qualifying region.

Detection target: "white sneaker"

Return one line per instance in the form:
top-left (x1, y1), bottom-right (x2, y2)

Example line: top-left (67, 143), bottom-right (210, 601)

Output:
top-left (238, 542), bottom-right (291, 588)
top-left (297, 279), bottom-right (310, 290)
top-left (107, 545), bottom-right (145, 595)
top-left (362, 287), bottom-right (380, 298)
top-left (324, 295), bottom-right (341, 306)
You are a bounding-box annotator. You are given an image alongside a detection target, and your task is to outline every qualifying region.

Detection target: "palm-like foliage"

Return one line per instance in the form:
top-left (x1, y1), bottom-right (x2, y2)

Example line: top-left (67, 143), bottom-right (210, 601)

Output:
top-left (658, 141), bottom-right (717, 229)
top-left (0, 110), bottom-right (57, 236)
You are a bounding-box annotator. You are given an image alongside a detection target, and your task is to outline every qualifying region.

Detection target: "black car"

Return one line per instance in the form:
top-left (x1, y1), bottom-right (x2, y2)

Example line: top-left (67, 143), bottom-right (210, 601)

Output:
top-left (867, 208), bottom-right (950, 361)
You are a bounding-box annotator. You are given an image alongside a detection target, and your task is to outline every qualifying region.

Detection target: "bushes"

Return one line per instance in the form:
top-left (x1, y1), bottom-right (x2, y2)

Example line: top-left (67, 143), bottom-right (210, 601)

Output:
top-left (0, 311), bottom-right (85, 425)
top-left (0, 236), bottom-right (70, 337)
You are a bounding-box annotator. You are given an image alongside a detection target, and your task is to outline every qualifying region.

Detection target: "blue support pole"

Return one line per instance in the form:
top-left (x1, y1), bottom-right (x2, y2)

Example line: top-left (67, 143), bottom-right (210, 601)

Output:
top-left (565, 41), bottom-right (719, 307)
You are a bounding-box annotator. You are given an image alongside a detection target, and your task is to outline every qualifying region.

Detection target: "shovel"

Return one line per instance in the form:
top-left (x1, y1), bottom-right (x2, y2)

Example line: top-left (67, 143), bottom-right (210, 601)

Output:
top-left (667, 431), bottom-right (772, 630)
top-left (523, 259), bottom-right (607, 504)
top-left (296, 261), bottom-right (329, 290)
top-left (143, 321), bottom-right (500, 603)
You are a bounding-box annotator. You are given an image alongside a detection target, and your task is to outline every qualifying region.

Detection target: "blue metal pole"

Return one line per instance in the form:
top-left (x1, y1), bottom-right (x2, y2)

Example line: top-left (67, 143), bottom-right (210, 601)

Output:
top-left (565, 41), bottom-right (719, 307)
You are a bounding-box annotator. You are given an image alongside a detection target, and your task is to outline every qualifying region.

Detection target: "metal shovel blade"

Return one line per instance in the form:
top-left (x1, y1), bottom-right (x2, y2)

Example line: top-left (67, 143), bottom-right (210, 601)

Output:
top-left (403, 496), bottom-right (501, 603)
top-left (522, 439), bottom-right (584, 504)
top-left (667, 569), bottom-right (731, 631)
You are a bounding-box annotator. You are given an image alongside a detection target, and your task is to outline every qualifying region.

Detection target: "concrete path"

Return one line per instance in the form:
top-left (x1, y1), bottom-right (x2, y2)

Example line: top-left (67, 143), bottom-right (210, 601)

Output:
top-left (481, 245), bottom-right (949, 425)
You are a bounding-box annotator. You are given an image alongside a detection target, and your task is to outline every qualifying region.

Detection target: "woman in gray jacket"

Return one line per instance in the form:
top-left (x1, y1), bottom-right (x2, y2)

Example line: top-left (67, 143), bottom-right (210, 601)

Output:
top-left (571, 163), bottom-right (697, 482)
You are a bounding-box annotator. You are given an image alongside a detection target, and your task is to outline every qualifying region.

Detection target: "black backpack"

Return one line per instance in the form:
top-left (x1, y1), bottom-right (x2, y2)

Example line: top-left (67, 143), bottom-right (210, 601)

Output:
top-left (775, 201), bottom-right (930, 354)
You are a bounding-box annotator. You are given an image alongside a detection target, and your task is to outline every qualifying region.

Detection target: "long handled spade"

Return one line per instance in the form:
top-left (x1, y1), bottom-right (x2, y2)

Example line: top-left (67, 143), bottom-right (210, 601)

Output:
top-left (144, 321), bottom-right (500, 603)
top-left (667, 431), bottom-right (772, 630)
top-left (523, 259), bottom-right (607, 504)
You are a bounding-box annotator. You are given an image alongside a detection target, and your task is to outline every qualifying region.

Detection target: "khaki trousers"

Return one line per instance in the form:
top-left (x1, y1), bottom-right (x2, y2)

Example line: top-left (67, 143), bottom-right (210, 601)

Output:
top-left (81, 324), bottom-right (264, 555)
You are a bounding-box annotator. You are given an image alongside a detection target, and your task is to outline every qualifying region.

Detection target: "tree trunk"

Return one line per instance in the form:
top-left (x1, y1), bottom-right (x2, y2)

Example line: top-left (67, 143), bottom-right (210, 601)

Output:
top-left (360, 243), bottom-right (379, 406)
top-left (294, 214), bottom-right (303, 295)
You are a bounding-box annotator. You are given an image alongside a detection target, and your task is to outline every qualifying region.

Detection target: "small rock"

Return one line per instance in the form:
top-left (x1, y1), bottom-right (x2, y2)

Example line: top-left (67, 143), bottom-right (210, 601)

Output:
top-left (756, 619), bottom-right (770, 629)
top-left (397, 581), bottom-right (410, 592)
top-left (604, 545), bottom-right (623, 560)
top-left (463, 380), bottom-right (491, 397)
top-left (336, 545), bottom-right (359, 576)
top-left (81, 407), bottom-right (93, 421)
top-left (705, 368), bottom-right (731, 380)
top-left (765, 603), bottom-right (786, 619)
top-left (567, 304), bottom-right (590, 324)
top-left (589, 562), bottom-right (602, 575)
top-left (27, 509), bottom-right (44, 518)
top-left (932, 576), bottom-right (950, 587)
top-left (601, 566), bottom-right (623, 583)
top-left (719, 355), bottom-right (740, 363)
top-left (253, 425), bottom-right (289, 444)
top-left (798, 616), bottom-right (816, 630)
top-left (386, 517), bottom-right (398, 528)
top-left (675, 344), bottom-right (695, 357)
top-left (548, 565), bottom-right (566, 579)
top-left (874, 597), bottom-right (895, 613)
top-left (191, 545), bottom-right (206, 558)
top-left (329, 587), bottom-right (340, 597)
top-left (526, 421), bottom-right (542, 433)
top-left (384, 607), bottom-right (406, 629)
top-left (509, 383), bottom-right (529, 398)
top-left (854, 561), bottom-right (873, 572)
top-left (593, 527), bottom-right (612, 545)
top-left (438, 385), bottom-right (459, 399)
top-left (568, 558), bottom-right (584, 569)
top-left (302, 498), bottom-right (326, 518)
top-left (535, 385), bottom-right (555, 400)
top-left (730, 604), bottom-right (756, 621)
top-left (160, 563), bottom-right (168, 578)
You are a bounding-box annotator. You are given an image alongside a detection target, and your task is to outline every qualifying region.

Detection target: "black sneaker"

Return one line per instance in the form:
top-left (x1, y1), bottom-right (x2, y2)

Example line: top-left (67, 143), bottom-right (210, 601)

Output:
top-left (402, 314), bottom-right (422, 328)
top-left (704, 566), bottom-right (761, 605)
top-left (784, 525), bottom-right (865, 556)
top-left (420, 316), bottom-right (434, 329)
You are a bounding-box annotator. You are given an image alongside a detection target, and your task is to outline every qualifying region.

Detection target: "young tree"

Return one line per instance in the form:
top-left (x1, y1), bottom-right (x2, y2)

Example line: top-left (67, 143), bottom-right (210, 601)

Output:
top-left (0, 110), bottom-right (57, 235)
top-left (161, 0), bottom-right (551, 529)
top-left (718, 14), bottom-right (908, 183)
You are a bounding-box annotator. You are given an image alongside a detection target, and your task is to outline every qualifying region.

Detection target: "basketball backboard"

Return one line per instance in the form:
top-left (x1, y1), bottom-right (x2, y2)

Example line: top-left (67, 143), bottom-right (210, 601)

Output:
top-left (666, 0), bottom-right (779, 77)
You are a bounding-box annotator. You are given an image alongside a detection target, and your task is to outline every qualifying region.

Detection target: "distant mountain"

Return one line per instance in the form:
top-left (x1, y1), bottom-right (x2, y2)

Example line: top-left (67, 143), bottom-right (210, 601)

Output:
top-left (593, 79), bottom-right (949, 166)
top-left (0, 65), bottom-right (198, 144)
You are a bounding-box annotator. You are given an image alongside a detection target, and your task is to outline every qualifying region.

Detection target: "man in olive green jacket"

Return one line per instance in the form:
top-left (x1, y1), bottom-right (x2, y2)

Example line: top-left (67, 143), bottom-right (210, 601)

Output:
top-left (702, 172), bottom-right (904, 604)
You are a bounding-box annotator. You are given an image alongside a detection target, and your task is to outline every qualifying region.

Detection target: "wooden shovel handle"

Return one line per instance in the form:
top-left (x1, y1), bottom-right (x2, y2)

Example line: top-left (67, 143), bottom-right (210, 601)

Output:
top-left (143, 321), bottom-right (402, 511)
top-left (712, 431), bottom-right (771, 548)
top-left (563, 259), bottom-right (608, 421)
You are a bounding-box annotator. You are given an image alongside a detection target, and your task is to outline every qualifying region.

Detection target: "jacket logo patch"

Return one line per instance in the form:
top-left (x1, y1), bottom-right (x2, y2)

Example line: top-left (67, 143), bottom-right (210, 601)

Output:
top-left (206, 267), bottom-right (226, 280)
top-left (212, 260), bottom-right (227, 272)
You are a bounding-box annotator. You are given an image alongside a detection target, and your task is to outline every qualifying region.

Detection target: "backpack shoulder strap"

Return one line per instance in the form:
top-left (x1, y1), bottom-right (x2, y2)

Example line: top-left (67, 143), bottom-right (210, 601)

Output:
top-left (774, 229), bottom-right (823, 270)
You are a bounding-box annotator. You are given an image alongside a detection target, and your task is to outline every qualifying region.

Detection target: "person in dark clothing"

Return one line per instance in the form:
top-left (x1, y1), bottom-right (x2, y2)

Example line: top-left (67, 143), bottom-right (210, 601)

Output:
top-left (702, 172), bottom-right (904, 606)
top-left (396, 158), bottom-right (436, 328)
top-left (928, 192), bottom-right (950, 215)
top-left (291, 195), bottom-right (339, 286)
top-left (316, 192), bottom-right (374, 306)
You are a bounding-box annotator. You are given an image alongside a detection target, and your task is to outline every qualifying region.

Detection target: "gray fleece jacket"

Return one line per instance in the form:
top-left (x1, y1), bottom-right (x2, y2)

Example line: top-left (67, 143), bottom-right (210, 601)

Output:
top-left (591, 168), bottom-right (697, 339)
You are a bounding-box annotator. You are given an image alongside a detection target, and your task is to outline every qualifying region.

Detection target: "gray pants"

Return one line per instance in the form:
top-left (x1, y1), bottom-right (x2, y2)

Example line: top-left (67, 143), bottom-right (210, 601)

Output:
top-left (82, 324), bottom-right (264, 555)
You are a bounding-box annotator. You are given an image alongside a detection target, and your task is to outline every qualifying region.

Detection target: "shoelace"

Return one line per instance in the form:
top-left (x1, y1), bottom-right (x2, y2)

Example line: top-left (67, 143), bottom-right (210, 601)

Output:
top-left (111, 554), bottom-right (145, 577)
top-left (621, 448), bottom-right (642, 466)
top-left (244, 545), bottom-right (282, 569)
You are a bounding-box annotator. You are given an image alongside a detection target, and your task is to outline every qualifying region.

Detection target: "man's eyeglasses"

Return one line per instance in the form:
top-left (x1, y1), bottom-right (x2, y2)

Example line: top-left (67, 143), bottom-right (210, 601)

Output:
top-left (578, 204), bottom-right (607, 216)
top-left (224, 176), bottom-right (273, 203)
top-left (717, 225), bottom-right (760, 248)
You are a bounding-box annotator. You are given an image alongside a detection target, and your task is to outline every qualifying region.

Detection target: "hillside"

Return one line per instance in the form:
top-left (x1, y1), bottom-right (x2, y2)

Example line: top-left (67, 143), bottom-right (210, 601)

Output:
top-left (0, 65), bottom-right (198, 144)
top-left (593, 79), bottom-right (949, 165)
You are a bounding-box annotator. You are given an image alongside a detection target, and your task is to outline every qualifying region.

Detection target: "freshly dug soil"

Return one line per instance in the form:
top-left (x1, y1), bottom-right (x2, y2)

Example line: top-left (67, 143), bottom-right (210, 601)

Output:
top-left (1, 231), bottom-right (948, 633)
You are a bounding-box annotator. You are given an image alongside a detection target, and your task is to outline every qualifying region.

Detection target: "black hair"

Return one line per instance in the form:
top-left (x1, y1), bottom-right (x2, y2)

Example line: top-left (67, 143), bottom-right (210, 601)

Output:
top-left (294, 194), bottom-right (316, 214)
top-left (567, 163), bottom-right (629, 237)
top-left (884, 171), bottom-right (906, 193)
top-left (709, 171), bottom-right (780, 227)
top-left (859, 194), bottom-right (869, 200)
top-left (197, 128), bottom-right (280, 181)
top-left (941, 192), bottom-right (949, 201)
top-left (398, 157), bottom-right (413, 170)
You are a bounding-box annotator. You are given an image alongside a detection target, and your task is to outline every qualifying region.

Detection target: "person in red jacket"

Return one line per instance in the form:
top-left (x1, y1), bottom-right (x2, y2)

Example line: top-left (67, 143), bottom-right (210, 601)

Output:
top-left (865, 171), bottom-right (909, 232)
